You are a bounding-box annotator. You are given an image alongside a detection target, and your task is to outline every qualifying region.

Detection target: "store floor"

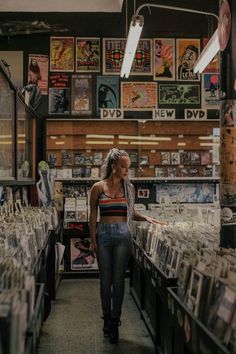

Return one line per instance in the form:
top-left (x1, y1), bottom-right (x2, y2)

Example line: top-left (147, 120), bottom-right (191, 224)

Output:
top-left (37, 278), bottom-right (156, 354)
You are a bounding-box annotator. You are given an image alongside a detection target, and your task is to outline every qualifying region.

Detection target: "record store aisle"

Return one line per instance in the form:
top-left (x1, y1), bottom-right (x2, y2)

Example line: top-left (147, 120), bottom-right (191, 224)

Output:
top-left (37, 279), bottom-right (156, 354)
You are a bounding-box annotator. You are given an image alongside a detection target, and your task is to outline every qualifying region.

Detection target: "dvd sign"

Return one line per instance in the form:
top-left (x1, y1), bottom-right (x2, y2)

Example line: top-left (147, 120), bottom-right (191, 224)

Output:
top-left (184, 109), bottom-right (207, 119)
top-left (100, 108), bottom-right (124, 119)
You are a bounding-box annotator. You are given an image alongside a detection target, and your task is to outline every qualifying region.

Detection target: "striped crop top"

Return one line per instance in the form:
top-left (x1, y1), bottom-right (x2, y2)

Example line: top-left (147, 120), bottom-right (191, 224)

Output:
top-left (98, 192), bottom-right (127, 217)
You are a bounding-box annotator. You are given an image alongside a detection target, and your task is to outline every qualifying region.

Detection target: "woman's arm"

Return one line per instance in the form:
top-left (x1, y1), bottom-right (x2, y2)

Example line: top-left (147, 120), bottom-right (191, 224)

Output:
top-left (89, 183), bottom-right (101, 251)
top-left (133, 209), bottom-right (166, 225)
top-left (131, 184), bottom-right (166, 225)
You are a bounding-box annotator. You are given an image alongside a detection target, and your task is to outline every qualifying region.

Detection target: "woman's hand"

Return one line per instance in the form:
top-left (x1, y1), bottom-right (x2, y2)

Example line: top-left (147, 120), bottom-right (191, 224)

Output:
top-left (145, 215), bottom-right (167, 225)
top-left (89, 240), bottom-right (97, 252)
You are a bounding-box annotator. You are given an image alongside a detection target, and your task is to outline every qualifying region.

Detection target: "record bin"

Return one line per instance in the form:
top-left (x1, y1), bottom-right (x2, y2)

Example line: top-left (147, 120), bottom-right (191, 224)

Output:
top-left (167, 287), bottom-right (231, 354)
top-left (142, 252), bottom-right (177, 354)
top-left (130, 239), bottom-right (145, 311)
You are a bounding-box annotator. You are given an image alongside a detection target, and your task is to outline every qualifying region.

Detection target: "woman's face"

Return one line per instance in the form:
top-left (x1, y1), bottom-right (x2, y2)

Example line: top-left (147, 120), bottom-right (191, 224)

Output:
top-left (113, 156), bottom-right (131, 179)
top-left (156, 43), bottom-right (163, 57)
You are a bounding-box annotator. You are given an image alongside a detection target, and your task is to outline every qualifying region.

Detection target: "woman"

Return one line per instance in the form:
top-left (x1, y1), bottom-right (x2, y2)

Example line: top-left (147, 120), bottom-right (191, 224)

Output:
top-left (89, 148), bottom-right (164, 343)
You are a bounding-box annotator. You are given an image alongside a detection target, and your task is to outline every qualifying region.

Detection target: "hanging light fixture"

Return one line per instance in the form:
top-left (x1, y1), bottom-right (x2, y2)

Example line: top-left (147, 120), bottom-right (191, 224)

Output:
top-left (120, 14), bottom-right (144, 78)
top-left (193, 29), bottom-right (220, 74)
top-left (120, 2), bottom-right (220, 78)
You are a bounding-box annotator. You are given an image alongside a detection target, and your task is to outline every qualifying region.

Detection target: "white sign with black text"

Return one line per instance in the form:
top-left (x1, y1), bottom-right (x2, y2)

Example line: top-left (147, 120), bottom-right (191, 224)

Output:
top-left (100, 108), bottom-right (124, 119)
top-left (184, 109), bottom-right (207, 120)
top-left (153, 109), bottom-right (176, 119)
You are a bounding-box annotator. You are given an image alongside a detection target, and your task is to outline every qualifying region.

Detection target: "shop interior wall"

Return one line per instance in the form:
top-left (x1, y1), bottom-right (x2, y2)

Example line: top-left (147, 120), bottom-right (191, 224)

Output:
top-left (0, 0), bottom-right (219, 163)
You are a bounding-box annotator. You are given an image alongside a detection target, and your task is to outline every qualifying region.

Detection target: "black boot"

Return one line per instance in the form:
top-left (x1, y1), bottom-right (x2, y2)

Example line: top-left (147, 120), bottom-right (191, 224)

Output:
top-left (101, 314), bottom-right (110, 337)
top-left (108, 317), bottom-right (121, 343)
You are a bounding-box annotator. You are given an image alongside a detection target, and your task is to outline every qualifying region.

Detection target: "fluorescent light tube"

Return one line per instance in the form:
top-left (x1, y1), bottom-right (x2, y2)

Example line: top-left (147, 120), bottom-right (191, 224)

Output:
top-left (130, 141), bottom-right (159, 145)
top-left (120, 15), bottom-right (144, 78)
top-left (0, 135), bottom-right (12, 138)
top-left (194, 29), bottom-right (220, 74)
top-left (86, 141), bottom-right (114, 144)
top-left (118, 135), bottom-right (171, 141)
top-left (86, 134), bottom-right (114, 139)
top-left (200, 142), bottom-right (220, 146)
top-left (198, 136), bottom-right (220, 140)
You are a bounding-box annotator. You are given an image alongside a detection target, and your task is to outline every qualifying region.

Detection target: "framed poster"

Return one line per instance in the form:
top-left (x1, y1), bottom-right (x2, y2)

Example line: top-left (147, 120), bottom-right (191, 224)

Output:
top-left (50, 36), bottom-right (74, 72)
top-left (137, 189), bottom-right (150, 198)
top-left (70, 238), bottom-right (98, 270)
top-left (176, 39), bottom-right (200, 81)
top-left (153, 38), bottom-right (175, 81)
top-left (28, 54), bottom-right (49, 95)
top-left (96, 75), bottom-right (119, 115)
top-left (49, 73), bottom-right (70, 114)
top-left (103, 38), bottom-right (152, 75)
top-left (158, 84), bottom-right (200, 105)
top-left (156, 183), bottom-right (214, 203)
top-left (202, 38), bottom-right (219, 73)
top-left (71, 74), bottom-right (92, 116)
top-left (121, 82), bottom-right (157, 110)
top-left (202, 73), bottom-right (220, 109)
top-left (76, 37), bottom-right (100, 72)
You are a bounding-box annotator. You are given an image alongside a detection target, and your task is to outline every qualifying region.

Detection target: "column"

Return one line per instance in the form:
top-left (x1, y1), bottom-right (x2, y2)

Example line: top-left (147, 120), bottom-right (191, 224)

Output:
top-left (220, 0), bottom-right (236, 247)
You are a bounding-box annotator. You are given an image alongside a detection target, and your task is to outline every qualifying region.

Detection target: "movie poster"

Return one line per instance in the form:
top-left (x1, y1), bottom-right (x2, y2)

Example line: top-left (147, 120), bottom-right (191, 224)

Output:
top-left (202, 38), bottom-right (219, 73)
top-left (49, 73), bottom-right (70, 114)
top-left (76, 37), bottom-right (100, 72)
top-left (50, 36), bottom-right (74, 72)
top-left (202, 73), bottom-right (220, 109)
top-left (96, 76), bottom-right (119, 115)
top-left (153, 38), bottom-right (175, 81)
top-left (103, 38), bottom-right (152, 75)
top-left (28, 54), bottom-right (49, 95)
top-left (71, 74), bottom-right (92, 115)
top-left (156, 183), bottom-right (214, 203)
top-left (70, 238), bottom-right (98, 270)
top-left (158, 84), bottom-right (200, 105)
top-left (121, 82), bottom-right (157, 110)
top-left (176, 39), bottom-right (200, 81)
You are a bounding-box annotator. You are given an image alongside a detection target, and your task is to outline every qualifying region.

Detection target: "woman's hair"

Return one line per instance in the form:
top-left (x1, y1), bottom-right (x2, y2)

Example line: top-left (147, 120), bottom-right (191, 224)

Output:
top-left (101, 148), bottom-right (134, 227)
top-left (101, 148), bottom-right (128, 179)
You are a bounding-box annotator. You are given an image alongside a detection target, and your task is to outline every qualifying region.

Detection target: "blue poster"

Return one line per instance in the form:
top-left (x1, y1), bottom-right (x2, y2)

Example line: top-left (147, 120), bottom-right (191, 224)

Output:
top-left (156, 183), bottom-right (215, 203)
top-left (96, 75), bottom-right (119, 116)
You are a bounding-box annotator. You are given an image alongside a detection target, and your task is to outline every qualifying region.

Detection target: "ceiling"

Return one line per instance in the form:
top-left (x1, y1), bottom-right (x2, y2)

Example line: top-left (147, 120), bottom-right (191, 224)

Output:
top-left (0, 0), bottom-right (124, 13)
top-left (0, 0), bottom-right (219, 37)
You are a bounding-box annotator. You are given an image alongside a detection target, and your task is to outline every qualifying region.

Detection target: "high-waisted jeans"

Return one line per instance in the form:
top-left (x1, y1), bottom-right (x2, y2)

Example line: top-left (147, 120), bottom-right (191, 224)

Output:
top-left (96, 222), bottom-right (132, 318)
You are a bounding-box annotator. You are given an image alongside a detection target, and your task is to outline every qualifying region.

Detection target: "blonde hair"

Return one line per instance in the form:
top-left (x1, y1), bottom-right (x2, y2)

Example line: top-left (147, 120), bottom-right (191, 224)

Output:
top-left (101, 148), bottom-right (134, 227)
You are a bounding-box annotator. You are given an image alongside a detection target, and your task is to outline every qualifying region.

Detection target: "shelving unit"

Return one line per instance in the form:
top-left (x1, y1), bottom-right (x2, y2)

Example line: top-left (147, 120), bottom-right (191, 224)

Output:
top-left (46, 118), bottom-right (220, 179)
top-left (46, 118), bottom-right (220, 275)
top-left (0, 60), bottom-right (37, 186)
top-left (130, 240), bottom-right (231, 354)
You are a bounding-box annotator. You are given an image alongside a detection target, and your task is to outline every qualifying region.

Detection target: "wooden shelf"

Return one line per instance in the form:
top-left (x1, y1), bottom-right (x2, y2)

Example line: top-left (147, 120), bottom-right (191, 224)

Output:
top-left (55, 177), bottom-right (219, 182)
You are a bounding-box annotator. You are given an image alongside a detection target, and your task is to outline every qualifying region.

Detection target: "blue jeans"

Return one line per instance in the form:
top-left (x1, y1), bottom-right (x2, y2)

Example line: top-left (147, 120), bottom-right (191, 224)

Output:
top-left (96, 222), bottom-right (132, 318)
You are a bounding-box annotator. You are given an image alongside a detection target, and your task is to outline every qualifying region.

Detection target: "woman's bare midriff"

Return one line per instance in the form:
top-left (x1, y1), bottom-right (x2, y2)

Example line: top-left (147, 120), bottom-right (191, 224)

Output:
top-left (100, 216), bottom-right (127, 224)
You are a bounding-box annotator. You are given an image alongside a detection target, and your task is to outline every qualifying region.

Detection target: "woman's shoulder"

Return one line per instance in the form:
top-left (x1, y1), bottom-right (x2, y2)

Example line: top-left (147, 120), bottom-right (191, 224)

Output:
top-left (91, 180), bottom-right (103, 193)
